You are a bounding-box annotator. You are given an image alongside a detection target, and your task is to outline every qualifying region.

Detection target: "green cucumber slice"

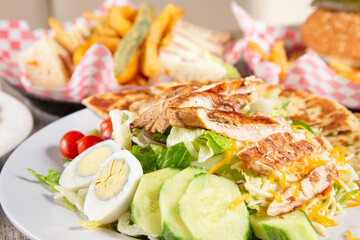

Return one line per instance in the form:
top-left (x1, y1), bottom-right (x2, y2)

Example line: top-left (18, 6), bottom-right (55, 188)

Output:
top-left (160, 166), bottom-right (205, 240)
top-left (250, 210), bottom-right (318, 240)
top-left (131, 167), bottom-right (181, 236)
top-left (178, 173), bottom-right (250, 240)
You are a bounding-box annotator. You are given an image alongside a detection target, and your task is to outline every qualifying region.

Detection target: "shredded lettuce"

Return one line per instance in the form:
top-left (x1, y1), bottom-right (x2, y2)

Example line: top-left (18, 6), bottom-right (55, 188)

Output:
top-left (54, 185), bottom-right (85, 212)
top-left (117, 211), bottom-right (148, 237)
top-left (167, 127), bottom-right (204, 158)
top-left (27, 168), bottom-right (77, 211)
top-left (109, 109), bottom-right (137, 150)
top-left (339, 189), bottom-right (360, 205)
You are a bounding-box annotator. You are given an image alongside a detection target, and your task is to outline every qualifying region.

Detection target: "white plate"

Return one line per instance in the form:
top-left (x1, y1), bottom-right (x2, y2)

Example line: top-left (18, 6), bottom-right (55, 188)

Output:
top-left (0, 109), bottom-right (359, 240)
top-left (0, 91), bottom-right (33, 157)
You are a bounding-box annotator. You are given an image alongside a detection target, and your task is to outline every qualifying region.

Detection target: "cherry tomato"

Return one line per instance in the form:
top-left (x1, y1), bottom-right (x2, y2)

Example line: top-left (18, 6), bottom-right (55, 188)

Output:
top-left (59, 131), bottom-right (85, 159)
top-left (100, 118), bottom-right (113, 139)
top-left (77, 135), bottom-right (104, 154)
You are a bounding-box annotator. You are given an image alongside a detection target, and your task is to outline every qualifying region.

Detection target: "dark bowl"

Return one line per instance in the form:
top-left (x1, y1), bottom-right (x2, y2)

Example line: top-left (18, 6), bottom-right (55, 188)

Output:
top-left (4, 80), bottom-right (85, 117)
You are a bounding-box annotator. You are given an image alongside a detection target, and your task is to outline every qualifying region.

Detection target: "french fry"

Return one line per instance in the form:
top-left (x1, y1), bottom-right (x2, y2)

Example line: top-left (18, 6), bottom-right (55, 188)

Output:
top-left (109, 7), bottom-right (133, 37)
top-left (141, 4), bottom-right (184, 77)
top-left (248, 41), bottom-right (270, 61)
top-left (270, 40), bottom-right (289, 81)
top-left (73, 37), bottom-right (121, 65)
top-left (115, 51), bottom-right (139, 84)
top-left (329, 59), bottom-right (360, 84)
top-left (91, 22), bottom-right (118, 38)
top-left (108, 6), bottom-right (137, 22)
top-left (83, 10), bottom-right (105, 22)
top-left (48, 17), bottom-right (77, 53)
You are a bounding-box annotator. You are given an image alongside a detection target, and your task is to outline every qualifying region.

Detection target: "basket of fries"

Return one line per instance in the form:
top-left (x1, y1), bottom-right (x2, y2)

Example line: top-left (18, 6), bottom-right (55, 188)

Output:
top-left (0, 0), bottom-right (235, 116)
top-left (226, 1), bottom-right (360, 110)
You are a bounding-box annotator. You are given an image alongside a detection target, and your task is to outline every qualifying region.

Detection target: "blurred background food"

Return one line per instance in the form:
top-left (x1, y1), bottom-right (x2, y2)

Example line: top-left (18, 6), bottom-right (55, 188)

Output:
top-left (0, 0), bottom-right (314, 31)
top-left (301, 0), bottom-right (360, 84)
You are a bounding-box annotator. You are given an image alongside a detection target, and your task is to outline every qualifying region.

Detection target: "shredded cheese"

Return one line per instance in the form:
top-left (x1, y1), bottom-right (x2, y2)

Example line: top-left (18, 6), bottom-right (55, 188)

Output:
top-left (310, 214), bottom-right (338, 228)
top-left (291, 125), bottom-right (310, 138)
top-left (308, 197), bottom-right (331, 218)
top-left (330, 147), bottom-right (346, 165)
top-left (208, 141), bottom-right (236, 174)
top-left (230, 193), bottom-right (250, 209)
top-left (277, 169), bottom-right (286, 188)
top-left (347, 231), bottom-right (360, 240)
top-left (294, 182), bottom-right (300, 198)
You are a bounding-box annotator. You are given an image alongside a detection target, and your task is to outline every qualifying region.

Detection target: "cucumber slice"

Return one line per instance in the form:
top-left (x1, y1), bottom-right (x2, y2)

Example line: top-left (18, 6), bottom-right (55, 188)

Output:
top-left (131, 168), bottom-right (181, 236)
top-left (250, 210), bottom-right (318, 240)
top-left (178, 173), bottom-right (250, 240)
top-left (160, 166), bottom-right (205, 240)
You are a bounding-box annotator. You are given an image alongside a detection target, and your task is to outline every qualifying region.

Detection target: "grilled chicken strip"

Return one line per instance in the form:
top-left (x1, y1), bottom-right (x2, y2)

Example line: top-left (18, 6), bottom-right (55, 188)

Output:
top-left (130, 77), bottom-right (263, 133)
top-left (167, 107), bottom-right (291, 142)
top-left (237, 132), bottom-right (327, 175)
top-left (267, 162), bottom-right (339, 216)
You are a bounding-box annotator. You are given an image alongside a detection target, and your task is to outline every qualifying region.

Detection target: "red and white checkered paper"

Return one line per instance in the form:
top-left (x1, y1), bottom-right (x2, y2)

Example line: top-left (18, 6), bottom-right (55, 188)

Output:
top-left (0, 0), bottom-right (141, 102)
top-left (226, 1), bottom-right (360, 109)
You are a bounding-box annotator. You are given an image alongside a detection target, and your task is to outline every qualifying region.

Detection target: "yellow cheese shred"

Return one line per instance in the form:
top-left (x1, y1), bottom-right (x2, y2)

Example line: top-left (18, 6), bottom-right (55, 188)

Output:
top-left (347, 231), bottom-right (360, 240)
top-left (291, 125), bottom-right (310, 138)
top-left (311, 214), bottom-right (338, 228)
top-left (308, 197), bottom-right (330, 218)
top-left (330, 147), bottom-right (346, 165)
top-left (230, 193), bottom-right (250, 209)
top-left (208, 141), bottom-right (236, 174)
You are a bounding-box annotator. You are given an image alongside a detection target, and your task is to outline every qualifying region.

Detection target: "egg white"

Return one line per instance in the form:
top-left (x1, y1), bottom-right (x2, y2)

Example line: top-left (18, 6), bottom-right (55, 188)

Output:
top-left (59, 140), bottom-right (123, 190)
top-left (84, 150), bottom-right (143, 224)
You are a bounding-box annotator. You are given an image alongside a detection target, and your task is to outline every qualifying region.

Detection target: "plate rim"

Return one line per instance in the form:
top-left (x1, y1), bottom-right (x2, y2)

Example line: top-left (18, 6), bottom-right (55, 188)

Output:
top-left (0, 91), bottom-right (33, 158)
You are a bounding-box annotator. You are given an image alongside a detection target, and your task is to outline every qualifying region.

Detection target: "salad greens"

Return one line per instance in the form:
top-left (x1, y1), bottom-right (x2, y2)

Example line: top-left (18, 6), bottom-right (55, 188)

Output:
top-left (27, 168), bottom-right (77, 211)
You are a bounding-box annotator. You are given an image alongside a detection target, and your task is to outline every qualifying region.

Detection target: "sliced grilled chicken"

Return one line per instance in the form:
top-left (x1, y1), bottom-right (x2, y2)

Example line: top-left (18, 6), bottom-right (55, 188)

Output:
top-left (167, 107), bottom-right (291, 142)
top-left (130, 77), bottom-right (262, 133)
top-left (267, 162), bottom-right (339, 216)
top-left (237, 132), bottom-right (327, 175)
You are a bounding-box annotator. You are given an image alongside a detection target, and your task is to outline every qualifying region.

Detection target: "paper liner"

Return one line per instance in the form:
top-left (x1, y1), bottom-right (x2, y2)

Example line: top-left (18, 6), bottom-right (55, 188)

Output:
top-left (227, 1), bottom-right (360, 109)
top-left (0, 0), bottom-right (137, 102)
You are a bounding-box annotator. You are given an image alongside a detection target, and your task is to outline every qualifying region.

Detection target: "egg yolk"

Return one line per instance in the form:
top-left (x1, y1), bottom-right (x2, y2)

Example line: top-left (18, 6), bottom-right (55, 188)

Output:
top-left (93, 158), bottom-right (129, 201)
top-left (76, 146), bottom-right (113, 177)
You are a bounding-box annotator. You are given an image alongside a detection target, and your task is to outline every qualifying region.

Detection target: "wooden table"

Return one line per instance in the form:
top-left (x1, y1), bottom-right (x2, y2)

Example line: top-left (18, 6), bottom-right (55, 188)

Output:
top-left (0, 79), bottom-right (60, 240)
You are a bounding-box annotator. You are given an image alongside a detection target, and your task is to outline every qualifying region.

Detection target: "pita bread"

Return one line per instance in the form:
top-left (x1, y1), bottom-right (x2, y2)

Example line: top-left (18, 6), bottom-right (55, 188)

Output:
top-left (280, 89), bottom-right (359, 136)
top-left (326, 113), bottom-right (360, 173)
top-left (82, 88), bottom-right (152, 119)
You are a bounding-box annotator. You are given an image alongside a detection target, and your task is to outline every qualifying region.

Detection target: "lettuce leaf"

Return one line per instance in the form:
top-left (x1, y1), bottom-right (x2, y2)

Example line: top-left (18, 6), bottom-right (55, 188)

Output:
top-left (28, 168), bottom-right (77, 211)
top-left (200, 131), bottom-right (231, 155)
top-left (131, 145), bottom-right (158, 171)
top-left (109, 109), bottom-right (137, 150)
top-left (27, 168), bottom-right (61, 193)
top-left (167, 127), bottom-right (204, 158)
top-left (157, 142), bottom-right (190, 169)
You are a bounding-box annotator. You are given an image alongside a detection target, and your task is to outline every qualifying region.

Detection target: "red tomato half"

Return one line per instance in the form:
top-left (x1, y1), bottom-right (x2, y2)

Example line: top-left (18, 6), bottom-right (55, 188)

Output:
top-left (77, 135), bottom-right (104, 154)
top-left (59, 131), bottom-right (85, 159)
top-left (100, 118), bottom-right (113, 139)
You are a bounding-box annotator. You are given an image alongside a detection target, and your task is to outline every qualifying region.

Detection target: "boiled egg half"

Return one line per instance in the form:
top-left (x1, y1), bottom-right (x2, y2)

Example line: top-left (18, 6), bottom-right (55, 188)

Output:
top-left (59, 140), bottom-right (123, 190)
top-left (84, 150), bottom-right (143, 224)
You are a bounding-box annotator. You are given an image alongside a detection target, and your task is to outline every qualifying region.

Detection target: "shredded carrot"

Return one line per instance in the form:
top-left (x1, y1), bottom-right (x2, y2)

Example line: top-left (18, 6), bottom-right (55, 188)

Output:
top-left (322, 185), bottom-right (332, 196)
top-left (230, 193), bottom-right (250, 209)
top-left (208, 141), bottom-right (236, 174)
top-left (347, 230), bottom-right (360, 240)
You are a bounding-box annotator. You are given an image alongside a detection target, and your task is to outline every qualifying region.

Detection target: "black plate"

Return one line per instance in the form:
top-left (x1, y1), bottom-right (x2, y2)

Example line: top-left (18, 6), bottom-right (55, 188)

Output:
top-left (4, 80), bottom-right (85, 117)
